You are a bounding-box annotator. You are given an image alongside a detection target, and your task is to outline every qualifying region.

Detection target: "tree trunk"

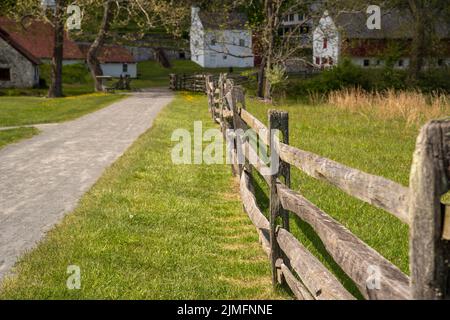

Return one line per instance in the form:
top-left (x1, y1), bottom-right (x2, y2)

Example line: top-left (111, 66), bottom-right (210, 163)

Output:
top-left (408, 0), bottom-right (427, 83)
top-left (263, 0), bottom-right (276, 101)
top-left (48, 0), bottom-right (64, 98)
top-left (257, 57), bottom-right (266, 98)
top-left (87, 0), bottom-right (114, 92)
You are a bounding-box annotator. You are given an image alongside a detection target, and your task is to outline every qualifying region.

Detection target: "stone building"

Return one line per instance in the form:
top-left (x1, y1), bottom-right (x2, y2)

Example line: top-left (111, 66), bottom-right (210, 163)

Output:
top-left (0, 27), bottom-right (40, 88)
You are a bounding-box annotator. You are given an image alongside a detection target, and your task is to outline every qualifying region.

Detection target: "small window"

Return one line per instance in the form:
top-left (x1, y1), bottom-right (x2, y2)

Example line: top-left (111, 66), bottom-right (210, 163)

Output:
top-left (438, 59), bottom-right (444, 67)
top-left (315, 57), bottom-right (320, 65)
top-left (323, 38), bottom-right (328, 49)
top-left (122, 64), bottom-right (128, 73)
top-left (289, 14), bottom-right (295, 21)
top-left (0, 68), bottom-right (10, 81)
top-left (211, 38), bottom-right (216, 46)
top-left (239, 39), bottom-right (245, 47)
top-left (376, 60), bottom-right (381, 66)
top-left (223, 55), bottom-right (228, 60)
top-left (329, 57), bottom-right (334, 65)
top-left (322, 57), bottom-right (328, 65)
top-left (298, 13), bottom-right (305, 21)
top-left (363, 59), bottom-right (370, 67)
top-left (398, 59), bottom-right (404, 67)
top-left (179, 51), bottom-right (186, 59)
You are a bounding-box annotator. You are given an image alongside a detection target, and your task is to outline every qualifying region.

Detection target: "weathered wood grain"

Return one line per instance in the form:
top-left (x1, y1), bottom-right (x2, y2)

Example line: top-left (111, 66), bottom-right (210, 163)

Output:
top-left (280, 263), bottom-right (315, 300)
top-left (409, 119), bottom-right (450, 299)
top-left (277, 228), bottom-right (355, 300)
top-left (241, 109), bottom-right (269, 146)
top-left (277, 142), bottom-right (410, 224)
top-left (277, 182), bottom-right (411, 300)
top-left (268, 110), bottom-right (290, 286)
top-left (240, 170), bottom-right (271, 256)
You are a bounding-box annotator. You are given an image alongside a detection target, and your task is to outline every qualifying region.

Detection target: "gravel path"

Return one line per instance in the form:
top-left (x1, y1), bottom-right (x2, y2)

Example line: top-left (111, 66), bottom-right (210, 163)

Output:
top-left (0, 89), bottom-right (173, 280)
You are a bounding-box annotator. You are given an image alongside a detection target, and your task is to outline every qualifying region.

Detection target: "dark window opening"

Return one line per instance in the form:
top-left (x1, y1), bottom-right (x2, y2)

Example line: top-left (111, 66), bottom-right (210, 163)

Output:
top-left (179, 51), bottom-right (186, 59)
top-left (315, 57), bottom-right (320, 65)
top-left (438, 59), bottom-right (444, 66)
top-left (323, 38), bottom-right (328, 49)
top-left (211, 38), bottom-right (216, 46)
top-left (239, 39), bottom-right (245, 47)
top-left (398, 59), bottom-right (404, 67)
top-left (300, 26), bottom-right (310, 34)
top-left (122, 64), bottom-right (128, 73)
top-left (363, 59), bottom-right (370, 67)
top-left (329, 57), bottom-right (334, 65)
top-left (289, 14), bottom-right (295, 21)
top-left (0, 68), bottom-right (10, 81)
top-left (223, 55), bottom-right (227, 60)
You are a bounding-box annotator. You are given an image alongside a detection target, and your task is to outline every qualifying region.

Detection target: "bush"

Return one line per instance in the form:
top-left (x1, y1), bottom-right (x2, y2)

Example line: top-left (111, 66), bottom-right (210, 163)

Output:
top-left (286, 59), bottom-right (450, 98)
top-left (39, 63), bottom-right (92, 85)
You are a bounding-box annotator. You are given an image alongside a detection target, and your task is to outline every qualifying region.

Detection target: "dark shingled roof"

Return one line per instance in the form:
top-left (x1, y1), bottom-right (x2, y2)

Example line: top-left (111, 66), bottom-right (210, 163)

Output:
top-left (77, 44), bottom-right (135, 63)
top-left (0, 27), bottom-right (41, 65)
top-left (333, 10), bottom-right (450, 39)
top-left (198, 11), bottom-right (248, 30)
top-left (0, 17), bottom-right (84, 60)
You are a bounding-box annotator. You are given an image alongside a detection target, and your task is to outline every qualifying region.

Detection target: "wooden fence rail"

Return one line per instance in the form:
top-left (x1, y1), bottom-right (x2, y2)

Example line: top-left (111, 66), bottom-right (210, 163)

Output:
top-left (169, 73), bottom-right (249, 93)
top-left (205, 74), bottom-right (450, 300)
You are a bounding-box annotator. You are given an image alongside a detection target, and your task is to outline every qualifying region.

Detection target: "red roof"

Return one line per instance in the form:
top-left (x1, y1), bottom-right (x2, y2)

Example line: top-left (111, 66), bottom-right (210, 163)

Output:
top-left (0, 27), bottom-right (41, 65)
top-left (78, 44), bottom-right (135, 63)
top-left (0, 17), bottom-right (84, 60)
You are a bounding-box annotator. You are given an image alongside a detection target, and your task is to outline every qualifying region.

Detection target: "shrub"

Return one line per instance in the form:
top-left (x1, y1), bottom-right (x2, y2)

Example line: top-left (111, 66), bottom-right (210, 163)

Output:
top-left (286, 59), bottom-right (450, 99)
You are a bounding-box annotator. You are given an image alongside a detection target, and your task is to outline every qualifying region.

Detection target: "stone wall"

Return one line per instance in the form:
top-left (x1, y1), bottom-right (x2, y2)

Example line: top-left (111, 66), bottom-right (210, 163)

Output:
top-left (0, 37), bottom-right (38, 88)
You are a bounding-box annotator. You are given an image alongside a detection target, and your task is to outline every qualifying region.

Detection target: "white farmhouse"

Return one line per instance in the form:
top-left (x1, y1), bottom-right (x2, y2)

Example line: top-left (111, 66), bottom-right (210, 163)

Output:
top-left (190, 6), bottom-right (254, 68)
top-left (313, 10), bottom-right (450, 69)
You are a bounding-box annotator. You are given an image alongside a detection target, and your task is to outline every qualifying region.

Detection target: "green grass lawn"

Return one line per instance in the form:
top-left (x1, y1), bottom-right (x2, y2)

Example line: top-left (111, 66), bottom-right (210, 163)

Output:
top-left (0, 127), bottom-right (40, 150)
top-left (0, 93), bottom-right (286, 299)
top-left (245, 99), bottom-right (423, 298)
top-left (0, 93), bottom-right (124, 127)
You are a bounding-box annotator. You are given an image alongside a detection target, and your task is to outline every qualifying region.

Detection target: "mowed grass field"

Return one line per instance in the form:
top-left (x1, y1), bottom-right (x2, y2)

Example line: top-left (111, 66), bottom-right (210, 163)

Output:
top-left (0, 93), bottom-right (286, 299)
top-left (0, 93), bottom-right (124, 149)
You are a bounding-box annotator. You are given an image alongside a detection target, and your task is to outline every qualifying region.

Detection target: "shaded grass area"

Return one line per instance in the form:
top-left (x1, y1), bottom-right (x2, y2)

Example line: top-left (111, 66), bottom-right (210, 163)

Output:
top-left (0, 127), bottom-right (39, 150)
top-left (0, 93), bottom-right (124, 127)
top-left (0, 93), bottom-right (286, 299)
top-left (245, 99), bottom-right (419, 298)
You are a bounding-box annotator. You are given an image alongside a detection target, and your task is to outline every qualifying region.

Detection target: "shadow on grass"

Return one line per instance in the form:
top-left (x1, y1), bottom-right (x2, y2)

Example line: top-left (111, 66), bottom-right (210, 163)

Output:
top-left (250, 169), bottom-right (364, 300)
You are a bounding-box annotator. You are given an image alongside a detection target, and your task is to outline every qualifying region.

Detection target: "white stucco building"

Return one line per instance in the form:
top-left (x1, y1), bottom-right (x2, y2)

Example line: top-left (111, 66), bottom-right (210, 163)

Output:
top-left (190, 6), bottom-right (254, 68)
top-left (313, 10), bottom-right (450, 69)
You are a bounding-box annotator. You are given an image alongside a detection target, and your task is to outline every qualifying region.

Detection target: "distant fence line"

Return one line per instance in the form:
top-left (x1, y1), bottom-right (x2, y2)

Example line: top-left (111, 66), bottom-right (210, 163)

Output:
top-left (169, 73), bottom-right (250, 93)
top-left (203, 73), bottom-right (450, 300)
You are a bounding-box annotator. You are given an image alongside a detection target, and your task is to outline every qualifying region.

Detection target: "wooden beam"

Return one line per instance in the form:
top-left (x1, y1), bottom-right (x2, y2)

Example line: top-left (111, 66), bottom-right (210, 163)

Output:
top-left (280, 263), bottom-right (315, 300)
top-left (277, 228), bottom-right (355, 300)
top-left (241, 109), bottom-right (269, 146)
top-left (277, 142), bottom-right (410, 224)
top-left (409, 119), bottom-right (450, 299)
top-left (277, 182), bottom-right (411, 300)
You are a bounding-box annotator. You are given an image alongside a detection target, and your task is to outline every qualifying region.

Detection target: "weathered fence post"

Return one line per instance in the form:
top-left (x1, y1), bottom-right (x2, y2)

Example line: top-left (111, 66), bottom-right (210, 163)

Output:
top-left (268, 110), bottom-right (290, 286)
top-left (409, 119), bottom-right (450, 299)
top-left (169, 74), bottom-right (176, 90)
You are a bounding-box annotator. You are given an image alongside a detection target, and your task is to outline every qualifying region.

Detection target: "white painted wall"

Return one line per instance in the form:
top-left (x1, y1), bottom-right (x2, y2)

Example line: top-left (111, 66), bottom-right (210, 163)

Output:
top-left (190, 7), bottom-right (254, 68)
top-left (100, 63), bottom-right (137, 78)
top-left (313, 11), bottom-right (340, 68)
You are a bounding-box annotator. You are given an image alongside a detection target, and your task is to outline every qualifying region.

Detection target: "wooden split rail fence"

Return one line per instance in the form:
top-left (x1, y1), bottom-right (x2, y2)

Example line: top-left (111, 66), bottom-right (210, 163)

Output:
top-left (205, 73), bottom-right (450, 300)
top-left (169, 73), bottom-right (249, 93)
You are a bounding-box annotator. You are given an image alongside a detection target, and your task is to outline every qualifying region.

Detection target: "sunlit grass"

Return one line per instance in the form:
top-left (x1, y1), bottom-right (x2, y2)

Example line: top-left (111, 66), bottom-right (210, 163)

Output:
top-left (0, 93), bottom-right (286, 300)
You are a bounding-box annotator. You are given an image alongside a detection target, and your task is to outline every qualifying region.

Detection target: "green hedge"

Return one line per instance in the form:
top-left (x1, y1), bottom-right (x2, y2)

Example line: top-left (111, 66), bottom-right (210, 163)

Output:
top-left (287, 59), bottom-right (450, 97)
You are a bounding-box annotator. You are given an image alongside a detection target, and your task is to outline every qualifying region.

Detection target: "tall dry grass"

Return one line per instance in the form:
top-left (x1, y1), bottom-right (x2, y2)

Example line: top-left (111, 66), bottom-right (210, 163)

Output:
top-left (327, 88), bottom-right (450, 126)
